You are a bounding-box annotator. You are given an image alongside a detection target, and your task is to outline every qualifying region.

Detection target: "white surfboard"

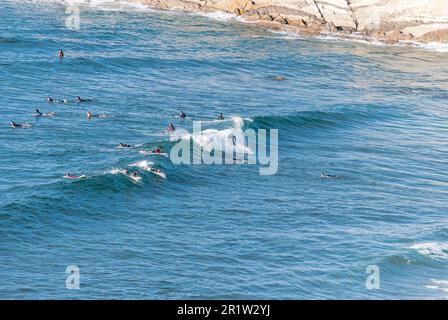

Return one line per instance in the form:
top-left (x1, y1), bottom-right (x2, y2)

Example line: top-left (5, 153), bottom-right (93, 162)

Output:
top-left (128, 175), bottom-right (141, 183)
top-left (33, 112), bottom-right (56, 117)
top-left (63, 175), bottom-right (86, 180)
top-left (116, 145), bottom-right (134, 149)
top-left (139, 150), bottom-right (168, 157)
top-left (149, 169), bottom-right (166, 179)
top-left (137, 165), bottom-right (166, 179)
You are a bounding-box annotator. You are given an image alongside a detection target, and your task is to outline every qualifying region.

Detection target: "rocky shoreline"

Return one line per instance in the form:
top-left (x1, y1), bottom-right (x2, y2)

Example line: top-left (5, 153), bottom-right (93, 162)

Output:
top-left (132, 0), bottom-right (448, 44)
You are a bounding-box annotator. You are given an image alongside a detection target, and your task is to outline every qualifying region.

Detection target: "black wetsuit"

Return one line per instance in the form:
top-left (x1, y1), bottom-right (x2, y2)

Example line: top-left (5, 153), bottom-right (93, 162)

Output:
top-left (229, 134), bottom-right (236, 145)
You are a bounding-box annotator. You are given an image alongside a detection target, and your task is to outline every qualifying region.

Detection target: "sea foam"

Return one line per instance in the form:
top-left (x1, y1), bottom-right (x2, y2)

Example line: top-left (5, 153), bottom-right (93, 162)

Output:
top-left (410, 242), bottom-right (448, 260)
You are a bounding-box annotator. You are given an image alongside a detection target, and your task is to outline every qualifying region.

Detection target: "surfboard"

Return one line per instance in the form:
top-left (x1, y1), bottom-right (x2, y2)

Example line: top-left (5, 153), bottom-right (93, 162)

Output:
top-left (33, 112), bottom-right (55, 117)
top-left (11, 123), bottom-right (31, 129)
top-left (149, 170), bottom-right (166, 179)
top-left (129, 175), bottom-right (141, 182)
top-left (135, 165), bottom-right (166, 179)
top-left (320, 173), bottom-right (340, 179)
top-left (63, 175), bottom-right (86, 180)
top-left (139, 150), bottom-right (168, 157)
top-left (120, 170), bottom-right (141, 182)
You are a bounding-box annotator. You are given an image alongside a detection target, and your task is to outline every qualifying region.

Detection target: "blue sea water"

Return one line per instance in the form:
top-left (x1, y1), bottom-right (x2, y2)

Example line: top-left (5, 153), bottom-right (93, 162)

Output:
top-left (0, 0), bottom-right (447, 299)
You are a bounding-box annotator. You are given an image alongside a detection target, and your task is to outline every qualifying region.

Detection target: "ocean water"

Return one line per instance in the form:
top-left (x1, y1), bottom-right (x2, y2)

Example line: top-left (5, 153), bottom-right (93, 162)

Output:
top-left (0, 0), bottom-right (447, 299)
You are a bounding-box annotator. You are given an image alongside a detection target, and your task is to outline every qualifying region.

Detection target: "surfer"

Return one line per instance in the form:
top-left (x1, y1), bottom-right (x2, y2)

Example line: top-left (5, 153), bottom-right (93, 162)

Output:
top-left (87, 111), bottom-right (106, 119)
top-left (218, 113), bottom-right (224, 120)
top-left (58, 49), bottom-right (64, 59)
top-left (153, 147), bottom-right (161, 154)
top-left (63, 173), bottom-right (85, 179)
top-left (149, 167), bottom-right (166, 179)
top-left (167, 123), bottom-right (175, 132)
top-left (179, 111), bottom-right (187, 119)
top-left (76, 96), bottom-right (92, 103)
top-left (123, 170), bottom-right (140, 181)
top-left (33, 109), bottom-right (55, 117)
top-left (229, 133), bottom-right (237, 146)
top-left (47, 97), bottom-right (54, 103)
top-left (274, 75), bottom-right (285, 81)
top-left (122, 169), bottom-right (139, 177)
top-left (118, 143), bottom-right (133, 148)
top-left (61, 98), bottom-right (68, 104)
top-left (320, 172), bottom-right (340, 179)
top-left (10, 121), bottom-right (27, 129)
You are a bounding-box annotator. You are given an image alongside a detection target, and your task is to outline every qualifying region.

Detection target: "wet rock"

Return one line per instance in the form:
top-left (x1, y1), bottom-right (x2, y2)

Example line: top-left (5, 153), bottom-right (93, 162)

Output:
top-left (133, 0), bottom-right (448, 44)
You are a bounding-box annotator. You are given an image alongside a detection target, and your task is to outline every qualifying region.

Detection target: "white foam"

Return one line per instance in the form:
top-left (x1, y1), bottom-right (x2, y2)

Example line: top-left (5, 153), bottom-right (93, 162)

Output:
top-left (129, 160), bottom-right (166, 178)
top-left (400, 40), bottom-right (448, 53)
top-left (199, 119), bottom-right (229, 125)
top-left (316, 33), bottom-right (387, 47)
top-left (231, 116), bottom-right (245, 129)
top-left (139, 150), bottom-right (169, 157)
top-left (183, 115), bottom-right (254, 156)
top-left (425, 279), bottom-right (448, 293)
top-left (109, 167), bottom-right (142, 182)
top-left (109, 168), bottom-right (126, 174)
top-left (410, 242), bottom-right (448, 260)
top-left (268, 29), bottom-right (302, 40)
top-left (195, 10), bottom-right (236, 22)
top-left (129, 160), bottom-right (153, 169)
top-left (316, 34), bottom-right (448, 53)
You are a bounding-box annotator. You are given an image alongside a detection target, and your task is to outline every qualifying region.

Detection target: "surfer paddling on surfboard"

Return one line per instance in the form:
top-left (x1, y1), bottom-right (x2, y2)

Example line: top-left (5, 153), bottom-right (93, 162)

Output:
top-left (87, 111), bottom-right (107, 119)
top-left (63, 174), bottom-right (86, 180)
top-left (33, 108), bottom-right (55, 117)
top-left (75, 96), bottom-right (92, 103)
top-left (320, 172), bottom-right (340, 179)
top-left (117, 143), bottom-right (133, 149)
top-left (10, 121), bottom-right (29, 129)
top-left (139, 146), bottom-right (167, 156)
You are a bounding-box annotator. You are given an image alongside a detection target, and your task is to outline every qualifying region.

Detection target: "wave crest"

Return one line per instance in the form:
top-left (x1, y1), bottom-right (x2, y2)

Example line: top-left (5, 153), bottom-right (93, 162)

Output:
top-left (410, 242), bottom-right (448, 261)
